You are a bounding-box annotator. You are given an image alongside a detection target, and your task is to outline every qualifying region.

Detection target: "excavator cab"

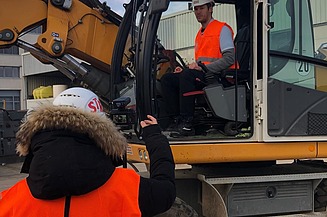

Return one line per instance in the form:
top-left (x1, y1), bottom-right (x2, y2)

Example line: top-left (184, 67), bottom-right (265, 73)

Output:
top-left (125, 0), bottom-right (254, 138)
top-left (119, 0), bottom-right (327, 141)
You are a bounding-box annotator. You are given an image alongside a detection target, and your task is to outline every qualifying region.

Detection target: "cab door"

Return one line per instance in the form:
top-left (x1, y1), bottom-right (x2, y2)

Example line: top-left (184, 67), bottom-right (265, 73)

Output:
top-left (263, 0), bottom-right (327, 141)
top-left (134, 0), bottom-right (169, 124)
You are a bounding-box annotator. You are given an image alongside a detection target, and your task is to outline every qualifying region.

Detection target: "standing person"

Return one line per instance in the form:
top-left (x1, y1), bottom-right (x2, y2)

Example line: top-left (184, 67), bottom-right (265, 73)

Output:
top-left (0, 87), bottom-right (175, 217)
top-left (160, 0), bottom-right (237, 136)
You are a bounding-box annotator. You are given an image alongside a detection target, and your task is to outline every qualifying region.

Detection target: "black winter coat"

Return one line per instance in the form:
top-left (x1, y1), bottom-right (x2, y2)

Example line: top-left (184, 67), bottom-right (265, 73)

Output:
top-left (16, 105), bottom-right (175, 216)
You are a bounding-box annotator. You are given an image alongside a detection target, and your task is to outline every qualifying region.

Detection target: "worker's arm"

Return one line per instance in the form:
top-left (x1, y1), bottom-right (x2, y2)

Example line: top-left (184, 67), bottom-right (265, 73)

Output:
top-left (205, 26), bottom-right (235, 80)
top-left (206, 48), bottom-right (235, 73)
top-left (138, 115), bottom-right (176, 217)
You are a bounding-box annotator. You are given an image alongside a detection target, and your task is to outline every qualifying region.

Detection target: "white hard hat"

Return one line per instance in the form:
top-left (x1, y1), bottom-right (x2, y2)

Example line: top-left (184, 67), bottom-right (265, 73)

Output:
top-left (53, 87), bottom-right (105, 116)
top-left (192, 0), bottom-right (214, 7)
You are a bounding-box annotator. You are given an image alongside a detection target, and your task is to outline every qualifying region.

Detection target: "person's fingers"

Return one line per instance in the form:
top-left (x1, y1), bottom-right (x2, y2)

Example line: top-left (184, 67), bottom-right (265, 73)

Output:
top-left (140, 121), bottom-right (146, 128)
top-left (147, 115), bottom-right (158, 124)
top-left (143, 120), bottom-right (152, 125)
top-left (140, 115), bottom-right (158, 128)
top-left (147, 115), bottom-right (155, 120)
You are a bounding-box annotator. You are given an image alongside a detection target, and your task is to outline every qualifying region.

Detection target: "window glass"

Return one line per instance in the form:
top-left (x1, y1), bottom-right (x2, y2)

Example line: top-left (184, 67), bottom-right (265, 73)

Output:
top-left (4, 67), bottom-right (12, 77)
top-left (0, 91), bottom-right (20, 110)
top-left (268, 0), bottom-right (327, 137)
top-left (269, 0), bottom-right (314, 88)
top-left (0, 67), bottom-right (20, 78)
top-left (269, 0), bottom-right (327, 89)
top-left (14, 102), bottom-right (20, 110)
top-left (12, 67), bottom-right (19, 77)
top-left (269, 0), bottom-right (293, 54)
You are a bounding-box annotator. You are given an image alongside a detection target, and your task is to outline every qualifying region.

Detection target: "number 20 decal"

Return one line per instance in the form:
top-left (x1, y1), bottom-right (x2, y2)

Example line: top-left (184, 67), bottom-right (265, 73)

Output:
top-left (296, 61), bottom-right (311, 76)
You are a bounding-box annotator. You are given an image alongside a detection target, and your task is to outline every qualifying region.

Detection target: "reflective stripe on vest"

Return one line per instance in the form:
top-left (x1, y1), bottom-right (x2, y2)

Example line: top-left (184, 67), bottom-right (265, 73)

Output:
top-left (0, 168), bottom-right (141, 217)
top-left (195, 20), bottom-right (238, 69)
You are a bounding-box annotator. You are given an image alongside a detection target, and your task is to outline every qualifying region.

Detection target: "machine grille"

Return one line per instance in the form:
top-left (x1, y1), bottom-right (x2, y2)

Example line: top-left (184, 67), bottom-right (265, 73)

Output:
top-left (308, 112), bottom-right (327, 135)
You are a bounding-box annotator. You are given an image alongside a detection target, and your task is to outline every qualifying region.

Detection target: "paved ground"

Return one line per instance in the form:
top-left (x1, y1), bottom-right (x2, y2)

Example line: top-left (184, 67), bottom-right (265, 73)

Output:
top-left (0, 162), bottom-right (27, 192)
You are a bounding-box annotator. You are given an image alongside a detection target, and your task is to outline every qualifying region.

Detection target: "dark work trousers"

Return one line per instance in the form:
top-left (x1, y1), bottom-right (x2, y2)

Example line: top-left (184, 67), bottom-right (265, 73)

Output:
top-left (160, 68), bottom-right (206, 119)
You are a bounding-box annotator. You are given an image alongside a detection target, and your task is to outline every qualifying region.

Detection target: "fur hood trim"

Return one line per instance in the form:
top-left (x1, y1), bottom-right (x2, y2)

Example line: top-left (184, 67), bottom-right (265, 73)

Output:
top-left (16, 105), bottom-right (127, 157)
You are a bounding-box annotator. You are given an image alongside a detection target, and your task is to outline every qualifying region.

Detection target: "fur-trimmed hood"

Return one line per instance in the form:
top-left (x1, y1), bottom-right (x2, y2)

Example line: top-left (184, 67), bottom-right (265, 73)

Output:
top-left (16, 105), bottom-right (127, 157)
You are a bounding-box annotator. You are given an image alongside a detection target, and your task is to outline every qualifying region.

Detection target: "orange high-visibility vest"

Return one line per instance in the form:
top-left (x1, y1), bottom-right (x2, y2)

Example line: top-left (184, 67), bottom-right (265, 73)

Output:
top-left (195, 20), bottom-right (238, 69)
top-left (0, 168), bottom-right (141, 217)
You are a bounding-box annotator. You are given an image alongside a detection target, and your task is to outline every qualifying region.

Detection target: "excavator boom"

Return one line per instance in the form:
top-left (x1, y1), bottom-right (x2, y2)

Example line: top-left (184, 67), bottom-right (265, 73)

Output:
top-left (0, 0), bottom-right (138, 102)
top-left (0, 0), bottom-right (120, 71)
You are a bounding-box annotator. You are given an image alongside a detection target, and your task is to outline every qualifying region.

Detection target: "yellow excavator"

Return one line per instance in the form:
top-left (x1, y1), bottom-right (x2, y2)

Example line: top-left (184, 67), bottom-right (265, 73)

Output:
top-left (1, 0), bottom-right (327, 216)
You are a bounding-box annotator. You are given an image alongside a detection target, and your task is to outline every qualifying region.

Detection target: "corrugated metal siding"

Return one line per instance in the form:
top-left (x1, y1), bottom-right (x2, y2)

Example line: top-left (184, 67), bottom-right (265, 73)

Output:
top-left (158, 4), bottom-right (236, 50)
top-left (158, 11), bottom-right (198, 50)
top-left (22, 53), bottom-right (56, 76)
top-left (311, 0), bottom-right (327, 24)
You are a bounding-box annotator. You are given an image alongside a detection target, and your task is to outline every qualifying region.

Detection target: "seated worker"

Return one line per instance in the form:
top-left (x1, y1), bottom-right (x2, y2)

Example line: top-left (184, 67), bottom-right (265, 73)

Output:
top-left (160, 0), bottom-right (237, 136)
top-left (0, 87), bottom-right (175, 217)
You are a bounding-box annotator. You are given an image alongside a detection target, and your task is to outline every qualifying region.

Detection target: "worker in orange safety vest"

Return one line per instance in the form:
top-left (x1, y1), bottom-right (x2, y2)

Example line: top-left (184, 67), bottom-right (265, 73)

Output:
top-left (0, 87), bottom-right (175, 217)
top-left (160, 0), bottom-right (237, 137)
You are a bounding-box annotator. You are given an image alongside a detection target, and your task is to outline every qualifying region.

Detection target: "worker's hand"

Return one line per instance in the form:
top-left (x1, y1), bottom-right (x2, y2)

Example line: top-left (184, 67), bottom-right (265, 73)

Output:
top-left (204, 71), bottom-right (217, 84)
top-left (173, 66), bottom-right (183, 73)
top-left (188, 62), bottom-right (202, 71)
top-left (140, 115), bottom-right (158, 128)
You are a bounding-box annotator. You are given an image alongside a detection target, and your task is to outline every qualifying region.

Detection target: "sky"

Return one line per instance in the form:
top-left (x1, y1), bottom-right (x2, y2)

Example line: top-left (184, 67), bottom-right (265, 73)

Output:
top-left (103, 0), bottom-right (189, 16)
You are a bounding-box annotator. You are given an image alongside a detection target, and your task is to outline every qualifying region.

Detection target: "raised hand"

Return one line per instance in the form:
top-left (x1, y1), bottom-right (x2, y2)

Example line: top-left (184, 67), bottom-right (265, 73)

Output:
top-left (140, 115), bottom-right (158, 128)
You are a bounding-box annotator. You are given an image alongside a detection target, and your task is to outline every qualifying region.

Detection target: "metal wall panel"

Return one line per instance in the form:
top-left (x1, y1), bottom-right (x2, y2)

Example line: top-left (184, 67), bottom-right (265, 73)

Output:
top-left (22, 53), bottom-right (56, 76)
top-left (311, 0), bottom-right (327, 25)
top-left (0, 79), bottom-right (22, 89)
top-left (0, 55), bottom-right (21, 67)
top-left (158, 11), bottom-right (199, 50)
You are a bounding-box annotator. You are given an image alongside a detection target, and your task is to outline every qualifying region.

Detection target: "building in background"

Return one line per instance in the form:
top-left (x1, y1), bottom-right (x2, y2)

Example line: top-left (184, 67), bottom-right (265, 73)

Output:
top-left (0, 45), bottom-right (23, 110)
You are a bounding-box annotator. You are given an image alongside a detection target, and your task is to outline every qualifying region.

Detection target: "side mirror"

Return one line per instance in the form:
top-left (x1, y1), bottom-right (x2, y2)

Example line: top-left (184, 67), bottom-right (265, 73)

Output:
top-left (316, 42), bottom-right (327, 60)
top-left (149, 0), bottom-right (169, 15)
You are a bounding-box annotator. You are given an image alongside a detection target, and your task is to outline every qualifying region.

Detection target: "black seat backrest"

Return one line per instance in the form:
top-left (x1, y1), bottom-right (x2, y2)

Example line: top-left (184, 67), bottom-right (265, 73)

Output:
top-left (234, 24), bottom-right (250, 71)
top-left (221, 24), bottom-right (250, 84)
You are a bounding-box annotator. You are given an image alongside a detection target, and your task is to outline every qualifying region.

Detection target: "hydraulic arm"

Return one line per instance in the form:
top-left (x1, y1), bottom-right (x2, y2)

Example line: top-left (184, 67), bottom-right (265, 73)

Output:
top-left (0, 0), bottom-right (120, 71)
top-left (0, 0), bottom-right (127, 99)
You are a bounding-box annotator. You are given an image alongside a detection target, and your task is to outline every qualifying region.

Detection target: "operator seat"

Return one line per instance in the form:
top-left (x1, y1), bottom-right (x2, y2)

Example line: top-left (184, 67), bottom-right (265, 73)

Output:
top-left (201, 23), bottom-right (251, 132)
top-left (222, 23), bottom-right (250, 84)
top-left (235, 24), bottom-right (250, 72)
